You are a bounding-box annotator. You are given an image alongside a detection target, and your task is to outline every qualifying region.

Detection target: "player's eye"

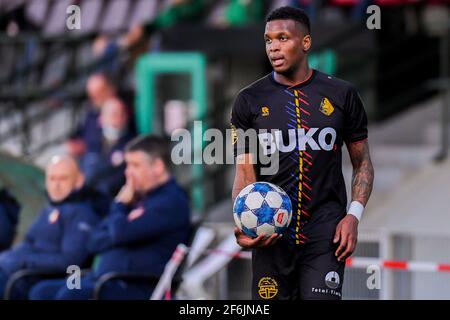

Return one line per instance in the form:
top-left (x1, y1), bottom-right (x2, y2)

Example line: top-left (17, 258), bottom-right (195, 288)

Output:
top-left (280, 35), bottom-right (288, 41)
top-left (265, 38), bottom-right (271, 44)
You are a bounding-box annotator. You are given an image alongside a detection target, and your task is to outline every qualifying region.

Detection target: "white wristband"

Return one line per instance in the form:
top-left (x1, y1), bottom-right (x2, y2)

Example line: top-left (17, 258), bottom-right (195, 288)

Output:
top-left (347, 201), bottom-right (364, 222)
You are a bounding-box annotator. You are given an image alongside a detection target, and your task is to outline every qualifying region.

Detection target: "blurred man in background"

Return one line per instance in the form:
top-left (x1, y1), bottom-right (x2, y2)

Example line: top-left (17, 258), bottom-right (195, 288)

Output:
top-left (0, 189), bottom-right (20, 251)
top-left (29, 135), bottom-right (191, 300)
top-left (0, 156), bottom-right (100, 299)
top-left (66, 73), bottom-right (117, 159)
top-left (81, 97), bottom-right (135, 197)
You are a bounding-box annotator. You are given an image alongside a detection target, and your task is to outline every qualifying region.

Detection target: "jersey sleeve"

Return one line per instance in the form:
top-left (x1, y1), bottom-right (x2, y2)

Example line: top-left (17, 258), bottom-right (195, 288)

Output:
top-left (230, 92), bottom-right (253, 156)
top-left (343, 86), bottom-right (368, 143)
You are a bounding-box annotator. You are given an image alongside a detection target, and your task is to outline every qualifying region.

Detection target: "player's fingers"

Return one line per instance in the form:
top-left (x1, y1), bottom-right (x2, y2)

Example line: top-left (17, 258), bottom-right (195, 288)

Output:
top-left (338, 244), bottom-right (353, 261)
top-left (234, 228), bottom-right (244, 243)
top-left (234, 228), bottom-right (253, 247)
top-left (335, 233), bottom-right (348, 258)
top-left (263, 233), bottom-right (280, 246)
top-left (333, 223), bottom-right (342, 244)
top-left (270, 233), bottom-right (283, 246)
top-left (251, 233), bottom-right (267, 247)
top-left (339, 238), bottom-right (356, 261)
top-left (347, 238), bottom-right (357, 256)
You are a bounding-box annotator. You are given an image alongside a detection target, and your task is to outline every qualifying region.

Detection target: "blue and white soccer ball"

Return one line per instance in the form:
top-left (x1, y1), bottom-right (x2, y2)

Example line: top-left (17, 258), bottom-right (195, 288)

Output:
top-left (233, 182), bottom-right (293, 238)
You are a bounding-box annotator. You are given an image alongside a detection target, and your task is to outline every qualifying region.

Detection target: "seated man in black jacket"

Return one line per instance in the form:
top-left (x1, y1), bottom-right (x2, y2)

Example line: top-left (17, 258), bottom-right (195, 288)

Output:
top-left (0, 156), bottom-right (100, 299)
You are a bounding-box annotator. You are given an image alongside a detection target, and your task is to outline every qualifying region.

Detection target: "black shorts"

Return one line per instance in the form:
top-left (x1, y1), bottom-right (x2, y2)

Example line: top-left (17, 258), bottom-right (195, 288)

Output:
top-left (251, 238), bottom-right (345, 300)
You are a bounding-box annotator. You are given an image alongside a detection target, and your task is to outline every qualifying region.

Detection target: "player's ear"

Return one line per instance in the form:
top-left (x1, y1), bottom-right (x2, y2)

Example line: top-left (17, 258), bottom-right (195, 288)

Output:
top-left (302, 35), bottom-right (311, 52)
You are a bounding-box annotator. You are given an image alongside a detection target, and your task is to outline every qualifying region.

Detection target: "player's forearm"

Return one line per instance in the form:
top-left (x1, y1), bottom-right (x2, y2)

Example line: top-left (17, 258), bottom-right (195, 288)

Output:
top-left (348, 140), bottom-right (374, 206)
top-left (232, 171), bottom-right (256, 203)
top-left (351, 160), bottom-right (374, 206)
top-left (232, 154), bottom-right (257, 203)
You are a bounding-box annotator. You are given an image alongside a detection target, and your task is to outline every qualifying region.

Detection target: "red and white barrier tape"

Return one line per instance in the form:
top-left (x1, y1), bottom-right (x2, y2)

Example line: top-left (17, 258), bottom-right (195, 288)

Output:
top-left (345, 257), bottom-right (450, 273)
top-left (198, 249), bottom-right (450, 273)
top-left (203, 248), bottom-right (252, 260)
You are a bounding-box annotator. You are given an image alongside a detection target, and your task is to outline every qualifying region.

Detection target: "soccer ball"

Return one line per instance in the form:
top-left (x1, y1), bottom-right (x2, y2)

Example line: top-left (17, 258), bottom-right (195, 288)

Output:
top-left (233, 182), bottom-right (292, 238)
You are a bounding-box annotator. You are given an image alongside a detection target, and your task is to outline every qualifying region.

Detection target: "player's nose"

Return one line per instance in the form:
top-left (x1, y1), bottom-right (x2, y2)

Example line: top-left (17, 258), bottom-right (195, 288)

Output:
top-left (268, 40), bottom-right (280, 52)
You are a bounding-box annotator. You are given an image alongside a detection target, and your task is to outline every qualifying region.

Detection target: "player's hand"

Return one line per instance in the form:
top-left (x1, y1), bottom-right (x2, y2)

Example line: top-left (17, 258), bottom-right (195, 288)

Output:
top-left (115, 179), bottom-right (135, 205)
top-left (333, 214), bottom-right (359, 262)
top-left (234, 227), bottom-right (281, 249)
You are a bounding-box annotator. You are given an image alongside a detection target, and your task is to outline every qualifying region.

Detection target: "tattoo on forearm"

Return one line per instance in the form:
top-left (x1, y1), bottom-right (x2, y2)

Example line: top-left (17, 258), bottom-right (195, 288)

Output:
top-left (348, 140), bottom-right (374, 206)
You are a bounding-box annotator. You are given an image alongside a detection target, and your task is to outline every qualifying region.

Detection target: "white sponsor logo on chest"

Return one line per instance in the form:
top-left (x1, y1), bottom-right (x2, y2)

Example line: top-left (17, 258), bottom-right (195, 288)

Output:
top-left (258, 127), bottom-right (337, 155)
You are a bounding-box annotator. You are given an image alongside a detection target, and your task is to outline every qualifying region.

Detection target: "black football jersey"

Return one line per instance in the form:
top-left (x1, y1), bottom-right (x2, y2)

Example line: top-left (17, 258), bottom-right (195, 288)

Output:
top-left (231, 69), bottom-right (368, 246)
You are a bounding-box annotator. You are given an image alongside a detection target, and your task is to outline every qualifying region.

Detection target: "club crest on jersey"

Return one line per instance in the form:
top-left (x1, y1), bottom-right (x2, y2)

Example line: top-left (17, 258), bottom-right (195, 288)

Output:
top-left (258, 277), bottom-right (278, 299)
top-left (261, 106), bottom-right (270, 117)
top-left (319, 97), bottom-right (334, 116)
top-left (230, 124), bottom-right (238, 145)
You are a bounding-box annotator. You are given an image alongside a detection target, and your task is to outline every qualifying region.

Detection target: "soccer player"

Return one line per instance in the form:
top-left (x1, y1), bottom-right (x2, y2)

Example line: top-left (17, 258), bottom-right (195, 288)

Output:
top-left (231, 6), bottom-right (374, 300)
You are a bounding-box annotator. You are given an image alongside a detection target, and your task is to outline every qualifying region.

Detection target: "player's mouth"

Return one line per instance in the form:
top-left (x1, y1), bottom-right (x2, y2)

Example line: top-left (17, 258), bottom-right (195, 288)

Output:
top-left (271, 57), bottom-right (285, 67)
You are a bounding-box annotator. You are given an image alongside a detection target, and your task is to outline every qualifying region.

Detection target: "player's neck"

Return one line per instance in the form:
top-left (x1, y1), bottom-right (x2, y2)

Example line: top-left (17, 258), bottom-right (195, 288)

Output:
top-left (273, 63), bottom-right (311, 87)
